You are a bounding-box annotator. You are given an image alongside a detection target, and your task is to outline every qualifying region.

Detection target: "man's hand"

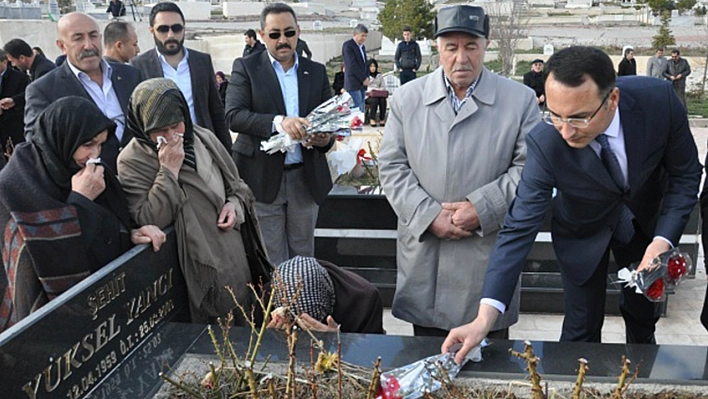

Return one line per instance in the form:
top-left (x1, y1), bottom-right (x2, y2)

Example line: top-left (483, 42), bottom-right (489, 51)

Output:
top-left (281, 117), bottom-right (310, 141)
top-left (131, 225), bottom-right (167, 251)
top-left (71, 163), bottom-right (106, 201)
top-left (305, 133), bottom-right (332, 148)
top-left (441, 304), bottom-right (499, 364)
top-left (217, 202), bottom-right (237, 231)
top-left (441, 201), bottom-right (480, 231)
top-left (538, 94), bottom-right (545, 104)
top-left (363, 78), bottom-right (370, 87)
top-left (0, 97), bottom-right (15, 110)
top-left (429, 209), bottom-right (473, 240)
top-left (158, 134), bottom-right (184, 178)
top-left (637, 238), bottom-right (672, 272)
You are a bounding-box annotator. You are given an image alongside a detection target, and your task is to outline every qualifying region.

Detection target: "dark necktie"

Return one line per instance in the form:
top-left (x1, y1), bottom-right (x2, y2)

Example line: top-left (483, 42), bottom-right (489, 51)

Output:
top-left (596, 134), bottom-right (635, 244)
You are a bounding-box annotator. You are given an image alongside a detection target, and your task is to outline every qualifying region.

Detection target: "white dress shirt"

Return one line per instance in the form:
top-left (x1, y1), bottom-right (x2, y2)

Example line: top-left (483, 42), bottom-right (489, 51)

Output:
top-left (158, 48), bottom-right (197, 125)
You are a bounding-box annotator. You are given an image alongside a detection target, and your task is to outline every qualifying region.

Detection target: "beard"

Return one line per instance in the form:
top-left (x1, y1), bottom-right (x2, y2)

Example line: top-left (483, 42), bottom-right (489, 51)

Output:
top-left (154, 36), bottom-right (184, 56)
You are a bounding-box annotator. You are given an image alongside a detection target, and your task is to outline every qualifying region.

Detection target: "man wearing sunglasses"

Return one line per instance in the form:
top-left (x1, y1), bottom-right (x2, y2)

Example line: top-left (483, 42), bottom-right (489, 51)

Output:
top-left (131, 2), bottom-right (231, 151)
top-left (225, 3), bottom-right (334, 266)
top-left (444, 46), bottom-right (701, 364)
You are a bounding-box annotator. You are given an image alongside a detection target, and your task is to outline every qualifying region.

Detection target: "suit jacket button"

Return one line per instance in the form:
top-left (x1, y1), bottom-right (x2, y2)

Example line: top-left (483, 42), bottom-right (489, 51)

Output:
top-left (118, 146), bottom-right (123, 151)
top-left (105, 238), bottom-right (113, 245)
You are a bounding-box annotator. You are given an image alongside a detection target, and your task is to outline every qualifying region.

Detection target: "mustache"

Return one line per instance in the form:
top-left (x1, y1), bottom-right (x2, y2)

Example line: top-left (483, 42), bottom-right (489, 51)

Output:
top-left (276, 43), bottom-right (291, 50)
top-left (452, 65), bottom-right (474, 72)
top-left (79, 49), bottom-right (99, 59)
top-left (164, 39), bottom-right (181, 46)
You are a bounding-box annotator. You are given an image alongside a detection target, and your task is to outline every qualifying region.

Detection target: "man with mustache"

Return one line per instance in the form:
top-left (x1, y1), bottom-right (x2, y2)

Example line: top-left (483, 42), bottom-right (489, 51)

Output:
top-left (225, 3), bottom-right (334, 266)
top-left (130, 2), bottom-right (231, 150)
top-left (378, 5), bottom-right (540, 338)
top-left (23, 12), bottom-right (142, 171)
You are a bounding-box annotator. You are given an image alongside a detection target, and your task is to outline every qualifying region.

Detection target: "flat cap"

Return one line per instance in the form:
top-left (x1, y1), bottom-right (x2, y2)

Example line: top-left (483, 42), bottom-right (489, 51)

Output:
top-left (531, 58), bottom-right (544, 64)
top-left (434, 5), bottom-right (489, 39)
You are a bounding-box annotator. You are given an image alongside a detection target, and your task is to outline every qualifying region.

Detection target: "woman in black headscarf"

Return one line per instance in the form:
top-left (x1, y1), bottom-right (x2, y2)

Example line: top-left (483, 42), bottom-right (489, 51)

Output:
top-left (0, 96), bottom-right (165, 332)
top-left (118, 78), bottom-right (269, 324)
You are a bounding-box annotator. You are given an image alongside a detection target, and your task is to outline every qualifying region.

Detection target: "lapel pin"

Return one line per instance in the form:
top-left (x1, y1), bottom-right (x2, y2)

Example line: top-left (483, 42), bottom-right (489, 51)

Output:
top-left (304, 71), bottom-right (309, 75)
top-left (117, 76), bottom-right (122, 81)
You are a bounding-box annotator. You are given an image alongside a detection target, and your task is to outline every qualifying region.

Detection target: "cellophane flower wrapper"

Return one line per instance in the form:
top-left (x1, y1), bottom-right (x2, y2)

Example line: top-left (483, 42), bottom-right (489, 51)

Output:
top-left (614, 249), bottom-right (693, 302)
top-left (260, 92), bottom-right (364, 154)
top-left (375, 341), bottom-right (487, 399)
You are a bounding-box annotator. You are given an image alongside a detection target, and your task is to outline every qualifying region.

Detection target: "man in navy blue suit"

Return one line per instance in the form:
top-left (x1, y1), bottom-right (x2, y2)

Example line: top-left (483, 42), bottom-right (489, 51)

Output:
top-left (342, 24), bottom-right (369, 112)
top-left (443, 46), bottom-right (701, 363)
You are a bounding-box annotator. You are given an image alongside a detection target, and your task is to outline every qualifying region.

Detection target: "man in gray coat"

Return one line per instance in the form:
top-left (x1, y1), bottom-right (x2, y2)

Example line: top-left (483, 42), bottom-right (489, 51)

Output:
top-left (378, 5), bottom-right (540, 338)
top-left (645, 48), bottom-right (665, 78)
top-left (662, 49), bottom-right (691, 108)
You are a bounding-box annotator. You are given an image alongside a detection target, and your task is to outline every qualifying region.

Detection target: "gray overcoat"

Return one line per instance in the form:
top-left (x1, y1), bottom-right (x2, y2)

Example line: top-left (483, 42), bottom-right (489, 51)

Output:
top-left (378, 67), bottom-right (540, 331)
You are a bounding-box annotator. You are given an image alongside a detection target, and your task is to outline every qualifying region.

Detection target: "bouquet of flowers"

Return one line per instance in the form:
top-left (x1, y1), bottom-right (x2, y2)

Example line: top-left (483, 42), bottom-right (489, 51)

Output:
top-left (261, 92), bottom-right (364, 155)
top-left (375, 341), bottom-right (487, 399)
top-left (615, 249), bottom-right (693, 302)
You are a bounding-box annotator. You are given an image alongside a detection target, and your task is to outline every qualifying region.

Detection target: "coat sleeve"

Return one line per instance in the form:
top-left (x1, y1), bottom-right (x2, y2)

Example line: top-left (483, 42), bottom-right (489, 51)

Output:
top-left (646, 59), bottom-right (654, 76)
top-left (415, 43), bottom-right (422, 70)
top-left (203, 54), bottom-right (231, 150)
top-left (466, 91), bottom-right (540, 236)
top-left (481, 131), bottom-right (554, 307)
top-left (10, 73), bottom-right (30, 110)
top-left (117, 146), bottom-right (188, 229)
top-left (225, 57), bottom-right (277, 139)
top-left (653, 82), bottom-right (701, 243)
top-left (23, 80), bottom-right (51, 138)
top-left (394, 44), bottom-right (401, 70)
top-left (378, 93), bottom-right (440, 240)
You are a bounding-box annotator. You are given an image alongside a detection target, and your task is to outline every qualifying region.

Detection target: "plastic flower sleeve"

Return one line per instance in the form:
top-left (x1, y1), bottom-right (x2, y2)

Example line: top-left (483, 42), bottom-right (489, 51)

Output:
top-left (614, 249), bottom-right (693, 302)
top-left (375, 341), bottom-right (487, 399)
top-left (260, 92), bottom-right (364, 154)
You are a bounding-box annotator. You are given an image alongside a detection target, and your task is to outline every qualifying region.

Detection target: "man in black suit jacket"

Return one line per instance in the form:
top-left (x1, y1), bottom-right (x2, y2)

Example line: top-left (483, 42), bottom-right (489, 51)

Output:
top-left (226, 3), bottom-right (333, 265)
top-left (443, 46), bottom-right (702, 363)
top-left (342, 24), bottom-right (369, 112)
top-left (3, 38), bottom-right (56, 82)
top-left (0, 49), bottom-right (30, 148)
top-left (131, 2), bottom-right (231, 150)
top-left (242, 29), bottom-right (266, 58)
top-left (23, 12), bottom-right (142, 172)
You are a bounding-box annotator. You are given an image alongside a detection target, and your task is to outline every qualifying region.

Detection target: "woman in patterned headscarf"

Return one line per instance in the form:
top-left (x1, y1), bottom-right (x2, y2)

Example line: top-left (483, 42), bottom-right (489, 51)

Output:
top-left (0, 96), bottom-right (165, 331)
top-left (117, 78), bottom-right (268, 324)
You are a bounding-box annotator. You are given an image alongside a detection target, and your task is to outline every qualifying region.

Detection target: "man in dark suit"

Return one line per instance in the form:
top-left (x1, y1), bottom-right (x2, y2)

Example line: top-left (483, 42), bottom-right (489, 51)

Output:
top-left (3, 38), bottom-right (56, 82)
top-left (23, 12), bottom-right (142, 172)
top-left (226, 3), bottom-right (334, 265)
top-left (0, 49), bottom-right (30, 148)
top-left (242, 29), bottom-right (266, 58)
top-left (443, 46), bottom-right (701, 364)
top-left (342, 24), bottom-right (369, 112)
top-left (131, 2), bottom-right (231, 150)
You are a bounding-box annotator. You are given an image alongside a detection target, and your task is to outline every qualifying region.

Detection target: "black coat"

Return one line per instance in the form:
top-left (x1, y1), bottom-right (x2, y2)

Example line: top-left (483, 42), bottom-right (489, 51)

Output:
top-left (225, 50), bottom-right (334, 205)
top-left (0, 66), bottom-right (30, 147)
top-left (29, 54), bottom-right (56, 82)
top-left (617, 58), bottom-right (637, 76)
top-left (523, 70), bottom-right (545, 102)
top-left (242, 41), bottom-right (266, 58)
top-left (131, 48), bottom-right (231, 150)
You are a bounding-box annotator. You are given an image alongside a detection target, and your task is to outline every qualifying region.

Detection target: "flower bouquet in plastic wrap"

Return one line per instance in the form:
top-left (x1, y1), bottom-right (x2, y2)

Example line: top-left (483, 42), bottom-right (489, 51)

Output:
top-left (260, 92), bottom-right (364, 155)
top-left (375, 341), bottom-right (488, 399)
top-left (614, 248), bottom-right (693, 302)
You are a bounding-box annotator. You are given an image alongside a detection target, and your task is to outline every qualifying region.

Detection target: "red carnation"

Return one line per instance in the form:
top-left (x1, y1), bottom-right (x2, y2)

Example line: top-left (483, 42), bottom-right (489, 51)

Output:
top-left (646, 278), bottom-right (665, 301)
top-left (667, 255), bottom-right (687, 283)
top-left (375, 376), bottom-right (401, 399)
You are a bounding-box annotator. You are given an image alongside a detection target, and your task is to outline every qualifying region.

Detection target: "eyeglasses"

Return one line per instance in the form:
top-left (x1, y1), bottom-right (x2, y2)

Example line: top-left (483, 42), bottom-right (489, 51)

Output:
top-left (542, 90), bottom-right (612, 128)
top-left (267, 30), bottom-right (297, 40)
top-left (156, 24), bottom-right (184, 34)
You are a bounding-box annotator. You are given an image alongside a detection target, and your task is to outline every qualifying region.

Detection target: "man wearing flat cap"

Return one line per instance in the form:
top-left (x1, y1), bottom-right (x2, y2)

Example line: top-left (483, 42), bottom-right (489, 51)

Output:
top-left (523, 58), bottom-right (545, 107)
top-left (379, 5), bottom-right (539, 338)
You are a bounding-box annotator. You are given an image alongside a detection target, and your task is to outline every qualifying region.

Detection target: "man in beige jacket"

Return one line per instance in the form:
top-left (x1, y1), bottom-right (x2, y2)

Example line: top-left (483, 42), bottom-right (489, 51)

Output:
top-left (378, 5), bottom-right (540, 338)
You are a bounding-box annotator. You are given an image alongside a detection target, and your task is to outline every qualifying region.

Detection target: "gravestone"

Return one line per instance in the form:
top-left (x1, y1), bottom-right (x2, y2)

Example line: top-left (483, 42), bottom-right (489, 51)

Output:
top-left (313, 20), bottom-right (323, 31)
top-left (0, 229), bottom-right (189, 399)
top-left (349, 19), bottom-right (358, 28)
top-left (543, 44), bottom-right (554, 55)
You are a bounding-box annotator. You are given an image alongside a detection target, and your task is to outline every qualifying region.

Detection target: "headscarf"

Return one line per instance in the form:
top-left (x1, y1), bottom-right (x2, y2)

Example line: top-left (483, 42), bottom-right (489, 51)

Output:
top-left (275, 256), bottom-right (335, 323)
top-left (126, 78), bottom-right (197, 170)
top-left (30, 96), bottom-right (116, 190)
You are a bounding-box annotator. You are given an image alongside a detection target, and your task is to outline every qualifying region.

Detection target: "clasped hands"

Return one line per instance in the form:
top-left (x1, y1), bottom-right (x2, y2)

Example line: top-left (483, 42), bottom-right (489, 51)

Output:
top-left (429, 200), bottom-right (480, 241)
top-left (267, 310), bottom-right (339, 333)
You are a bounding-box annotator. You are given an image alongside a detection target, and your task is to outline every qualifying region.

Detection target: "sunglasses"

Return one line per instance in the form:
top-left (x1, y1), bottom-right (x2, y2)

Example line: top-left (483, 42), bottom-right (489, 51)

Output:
top-left (267, 30), bottom-right (297, 40)
top-left (156, 24), bottom-right (184, 34)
